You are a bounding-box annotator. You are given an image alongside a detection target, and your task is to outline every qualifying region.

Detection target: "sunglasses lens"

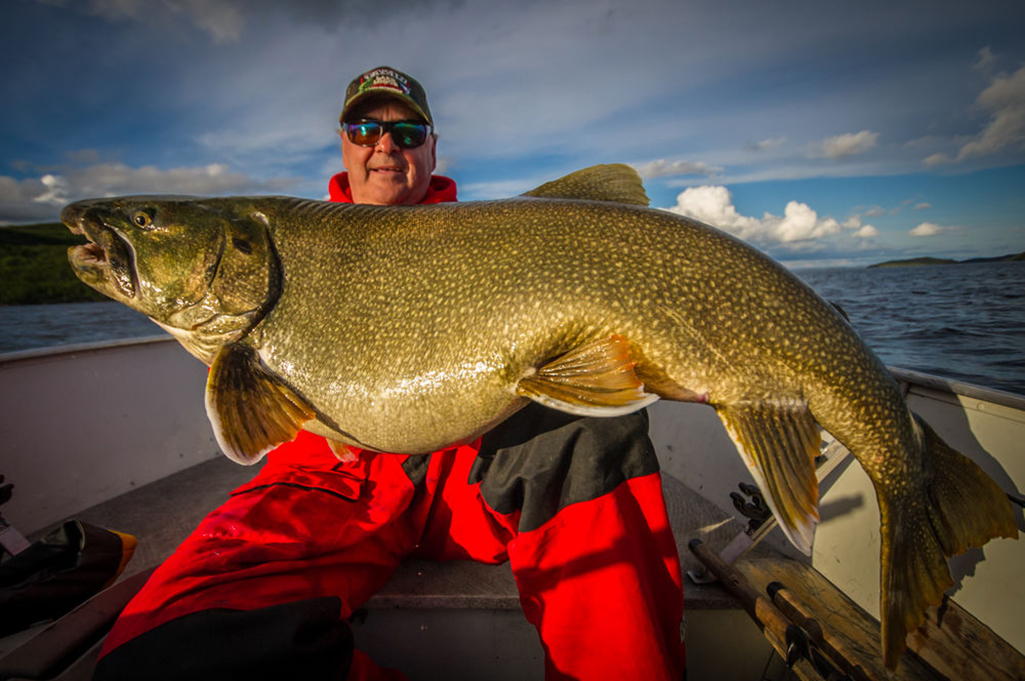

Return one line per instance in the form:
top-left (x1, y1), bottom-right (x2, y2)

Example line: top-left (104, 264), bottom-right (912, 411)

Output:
top-left (346, 121), bottom-right (382, 146)
top-left (391, 122), bottom-right (429, 149)
top-left (345, 120), bottom-right (430, 148)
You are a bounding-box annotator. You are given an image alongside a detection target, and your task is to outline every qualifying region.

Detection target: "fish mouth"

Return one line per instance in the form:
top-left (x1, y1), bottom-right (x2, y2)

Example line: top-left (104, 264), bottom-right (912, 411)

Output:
top-left (63, 203), bottom-right (138, 299)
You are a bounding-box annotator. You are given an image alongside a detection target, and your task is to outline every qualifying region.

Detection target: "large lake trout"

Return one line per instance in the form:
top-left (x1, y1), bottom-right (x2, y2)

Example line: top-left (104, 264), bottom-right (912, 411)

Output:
top-left (62, 164), bottom-right (1016, 667)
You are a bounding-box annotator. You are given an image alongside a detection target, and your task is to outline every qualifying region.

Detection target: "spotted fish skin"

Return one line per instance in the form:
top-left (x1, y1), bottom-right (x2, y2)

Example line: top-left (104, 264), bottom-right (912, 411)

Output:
top-left (252, 196), bottom-right (818, 454)
top-left (62, 165), bottom-right (1017, 668)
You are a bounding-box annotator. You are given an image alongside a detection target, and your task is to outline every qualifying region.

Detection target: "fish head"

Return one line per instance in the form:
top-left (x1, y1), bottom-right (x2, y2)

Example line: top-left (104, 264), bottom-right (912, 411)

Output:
top-left (63, 196), bottom-right (280, 360)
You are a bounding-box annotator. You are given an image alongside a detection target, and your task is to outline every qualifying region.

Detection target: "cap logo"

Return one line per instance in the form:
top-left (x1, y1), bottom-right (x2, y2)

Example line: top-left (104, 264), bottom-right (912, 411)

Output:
top-left (358, 68), bottom-right (410, 96)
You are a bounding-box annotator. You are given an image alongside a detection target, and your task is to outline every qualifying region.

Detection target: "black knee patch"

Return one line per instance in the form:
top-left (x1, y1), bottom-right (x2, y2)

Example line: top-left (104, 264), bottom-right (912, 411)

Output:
top-left (471, 403), bottom-right (659, 532)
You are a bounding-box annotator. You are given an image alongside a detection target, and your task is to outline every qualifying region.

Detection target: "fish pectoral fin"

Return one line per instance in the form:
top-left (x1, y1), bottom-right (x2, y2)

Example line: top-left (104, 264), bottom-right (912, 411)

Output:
top-left (515, 335), bottom-right (659, 417)
top-left (522, 164), bottom-right (650, 206)
top-left (206, 343), bottom-right (316, 465)
top-left (716, 402), bottom-right (821, 554)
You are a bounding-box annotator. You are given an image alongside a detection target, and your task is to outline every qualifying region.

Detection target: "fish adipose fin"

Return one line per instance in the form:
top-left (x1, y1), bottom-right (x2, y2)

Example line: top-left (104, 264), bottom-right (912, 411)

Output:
top-left (716, 402), bottom-right (821, 554)
top-left (206, 343), bottom-right (316, 465)
top-left (522, 164), bottom-right (650, 206)
top-left (516, 334), bottom-right (659, 417)
top-left (877, 414), bottom-right (1018, 669)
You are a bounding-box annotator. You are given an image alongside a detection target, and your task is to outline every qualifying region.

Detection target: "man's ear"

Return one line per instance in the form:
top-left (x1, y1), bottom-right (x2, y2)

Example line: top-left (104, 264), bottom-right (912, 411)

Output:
top-left (340, 130), bottom-right (353, 173)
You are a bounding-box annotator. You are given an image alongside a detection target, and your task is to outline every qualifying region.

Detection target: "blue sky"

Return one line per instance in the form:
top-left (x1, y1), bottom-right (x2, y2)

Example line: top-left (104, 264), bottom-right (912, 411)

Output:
top-left (2, 0), bottom-right (1024, 267)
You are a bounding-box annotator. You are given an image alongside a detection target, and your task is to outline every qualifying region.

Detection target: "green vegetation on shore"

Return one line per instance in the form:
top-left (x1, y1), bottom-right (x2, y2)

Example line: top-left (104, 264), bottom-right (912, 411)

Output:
top-left (869, 252), bottom-right (1025, 268)
top-left (0, 223), bottom-right (107, 305)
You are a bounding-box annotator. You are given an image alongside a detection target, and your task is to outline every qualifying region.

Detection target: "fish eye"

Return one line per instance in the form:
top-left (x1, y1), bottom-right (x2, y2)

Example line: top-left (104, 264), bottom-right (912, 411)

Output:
top-left (132, 210), bottom-right (153, 228)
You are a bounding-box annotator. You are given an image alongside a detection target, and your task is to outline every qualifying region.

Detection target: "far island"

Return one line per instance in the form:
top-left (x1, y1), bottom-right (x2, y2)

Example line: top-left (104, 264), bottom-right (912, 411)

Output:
top-left (869, 252), bottom-right (1025, 268)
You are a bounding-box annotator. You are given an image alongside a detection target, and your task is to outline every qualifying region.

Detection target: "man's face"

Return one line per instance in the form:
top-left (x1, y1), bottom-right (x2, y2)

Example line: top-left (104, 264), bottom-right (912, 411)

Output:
top-left (341, 100), bottom-right (437, 206)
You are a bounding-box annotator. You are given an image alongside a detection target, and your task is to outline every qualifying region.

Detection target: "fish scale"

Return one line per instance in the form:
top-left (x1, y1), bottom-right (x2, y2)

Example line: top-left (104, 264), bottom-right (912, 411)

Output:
top-left (62, 163), bottom-right (1017, 669)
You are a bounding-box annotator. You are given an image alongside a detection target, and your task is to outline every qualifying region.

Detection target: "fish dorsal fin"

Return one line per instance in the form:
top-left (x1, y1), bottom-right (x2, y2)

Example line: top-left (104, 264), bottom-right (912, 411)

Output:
top-left (522, 164), bottom-right (650, 206)
top-left (515, 334), bottom-right (659, 416)
top-left (206, 343), bottom-right (316, 465)
top-left (715, 402), bottom-right (821, 553)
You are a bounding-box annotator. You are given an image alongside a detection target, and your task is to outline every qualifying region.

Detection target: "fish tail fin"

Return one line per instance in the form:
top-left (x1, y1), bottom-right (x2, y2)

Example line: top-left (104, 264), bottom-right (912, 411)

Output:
top-left (878, 413), bottom-right (1018, 669)
top-left (916, 414), bottom-right (1018, 554)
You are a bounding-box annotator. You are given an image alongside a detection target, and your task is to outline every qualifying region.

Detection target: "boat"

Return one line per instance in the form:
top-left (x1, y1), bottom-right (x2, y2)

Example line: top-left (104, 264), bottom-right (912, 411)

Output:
top-left (1, 337), bottom-right (1022, 679)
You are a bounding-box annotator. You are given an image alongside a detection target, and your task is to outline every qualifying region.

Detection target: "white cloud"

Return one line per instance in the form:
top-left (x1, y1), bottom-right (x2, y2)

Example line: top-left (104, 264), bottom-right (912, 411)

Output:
top-left (750, 137), bottom-right (787, 152)
top-left (0, 161), bottom-right (297, 223)
top-left (922, 153), bottom-right (950, 167)
top-left (840, 214), bottom-right (878, 238)
top-left (175, 0), bottom-right (245, 43)
top-left (0, 176), bottom-right (56, 223)
top-left (633, 159), bottom-right (722, 179)
top-left (956, 65), bottom-right (1025, 161)
top-left (914, 202), bottom-right (931, 210)
top-left (34, 174), bottom-right (70, 206)
top-left (777, 202), bottom-right (842, 242)
top-left (664, 186), bottom-right (758, 234)
top-left (974, 46), bottom-right (996, 73)
top-left (910, 222), bottom-right (946, 237)
top-left (63, 162), bottom-right (287, 197)
top-left (48, 0), bottom-right (246, 43)
top-left (809, 130), bottom-right (880, 159)
top-left (664, 185), bottom-right (855, 245)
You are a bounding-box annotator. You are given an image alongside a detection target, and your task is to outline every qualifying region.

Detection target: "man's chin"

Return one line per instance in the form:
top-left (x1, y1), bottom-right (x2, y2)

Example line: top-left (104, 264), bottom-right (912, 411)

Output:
top-left (352, 177), bottom-right (408, 205)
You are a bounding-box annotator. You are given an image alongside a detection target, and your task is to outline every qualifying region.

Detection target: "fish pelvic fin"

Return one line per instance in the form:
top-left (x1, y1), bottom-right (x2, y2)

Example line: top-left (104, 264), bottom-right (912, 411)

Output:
top-left (327, 439), bottom-right (360, 463)
top-left (877, 413), bottom-right (1019, 670)
top-left (716, 402), bottom-right (821, 554)
top-left (206, 343), bottom-right (316, 465)
top-left (522, 164), bottom-right (650, 206)
top-left (515, 334), bottom-right (659, 417)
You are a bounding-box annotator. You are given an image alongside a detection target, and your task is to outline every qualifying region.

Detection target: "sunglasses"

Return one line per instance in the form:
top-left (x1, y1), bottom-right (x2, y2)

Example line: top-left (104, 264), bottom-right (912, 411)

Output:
top-left (343, 119), bottom-right (432, 149)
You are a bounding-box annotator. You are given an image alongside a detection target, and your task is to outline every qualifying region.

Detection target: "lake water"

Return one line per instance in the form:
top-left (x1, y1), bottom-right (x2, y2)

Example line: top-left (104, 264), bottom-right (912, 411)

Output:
top-left (0, 301), bottom-right (167, 353)
top-left (796, 262), bottom-right (1025, 396)
top-left (1, 262), bottom-right (1023, 396)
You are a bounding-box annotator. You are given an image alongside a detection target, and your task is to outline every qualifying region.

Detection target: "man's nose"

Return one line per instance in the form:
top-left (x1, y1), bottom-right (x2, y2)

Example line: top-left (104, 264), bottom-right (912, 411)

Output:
top-left (375, 132), bottom-right (400, 153)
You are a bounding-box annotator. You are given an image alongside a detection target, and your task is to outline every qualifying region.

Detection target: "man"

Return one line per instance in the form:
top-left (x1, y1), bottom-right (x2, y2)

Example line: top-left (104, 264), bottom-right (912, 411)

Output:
top-left (94, 66), bottom-right (686, 681)
top-left (327, 66), bottom-right (450, 206)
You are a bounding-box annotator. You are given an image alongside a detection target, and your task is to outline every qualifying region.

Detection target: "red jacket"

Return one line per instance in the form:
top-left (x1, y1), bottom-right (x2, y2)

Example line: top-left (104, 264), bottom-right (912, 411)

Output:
top-left (327, 172), bottom-right (458, 205)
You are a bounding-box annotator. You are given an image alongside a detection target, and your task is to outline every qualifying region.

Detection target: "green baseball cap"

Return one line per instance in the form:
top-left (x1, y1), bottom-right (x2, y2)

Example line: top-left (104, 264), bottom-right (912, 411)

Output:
top-left (340, 66), bottom-right (433, 126)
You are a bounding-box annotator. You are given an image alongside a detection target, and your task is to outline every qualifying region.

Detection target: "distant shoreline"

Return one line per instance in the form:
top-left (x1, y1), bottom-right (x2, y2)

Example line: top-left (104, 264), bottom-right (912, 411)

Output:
top-left (0, 222), bottom-right (107, 305)
top-left (868, 252), bottom-right (1025, 268)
